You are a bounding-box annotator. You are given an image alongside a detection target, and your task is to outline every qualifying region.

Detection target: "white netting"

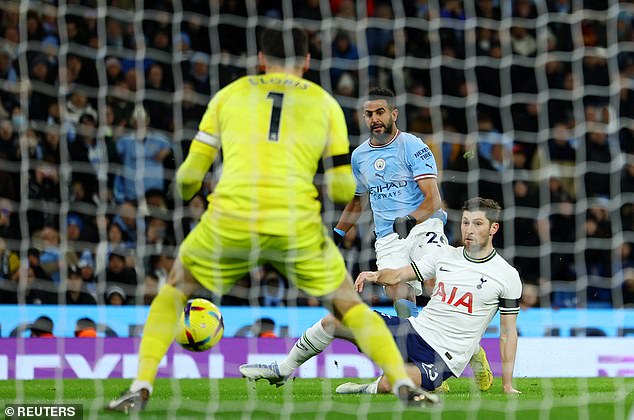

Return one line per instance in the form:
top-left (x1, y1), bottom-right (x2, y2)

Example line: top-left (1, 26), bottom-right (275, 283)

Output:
top-left (0, 0), bottom-right (633, 416)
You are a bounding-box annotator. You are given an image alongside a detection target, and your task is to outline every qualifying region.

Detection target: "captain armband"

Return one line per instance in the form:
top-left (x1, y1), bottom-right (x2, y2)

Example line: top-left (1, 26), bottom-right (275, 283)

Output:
top-left (499, 298), bottom-right (520, 315)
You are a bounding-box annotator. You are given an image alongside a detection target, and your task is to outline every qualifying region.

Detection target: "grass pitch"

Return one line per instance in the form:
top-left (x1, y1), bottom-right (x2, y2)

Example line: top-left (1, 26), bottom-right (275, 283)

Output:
top-left (0, 377), bottom-right (632, 419)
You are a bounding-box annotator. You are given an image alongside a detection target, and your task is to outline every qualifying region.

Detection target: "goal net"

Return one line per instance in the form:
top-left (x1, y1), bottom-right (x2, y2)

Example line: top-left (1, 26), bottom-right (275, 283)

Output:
top-left (0, 0), bottom-right (633, 417)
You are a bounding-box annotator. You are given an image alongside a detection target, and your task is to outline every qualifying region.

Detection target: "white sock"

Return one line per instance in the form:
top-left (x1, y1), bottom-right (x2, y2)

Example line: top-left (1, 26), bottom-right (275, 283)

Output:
top-left (130, 380), bottom-right (153, 395)
top-left (365, 377), bottom-right (380, 394)
top-left (278, 320), bottom-right (334, 376)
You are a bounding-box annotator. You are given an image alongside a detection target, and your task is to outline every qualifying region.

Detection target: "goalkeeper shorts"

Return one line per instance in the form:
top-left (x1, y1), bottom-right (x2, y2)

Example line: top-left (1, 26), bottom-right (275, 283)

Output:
top-left (178, 214), bottom-right (347, 298)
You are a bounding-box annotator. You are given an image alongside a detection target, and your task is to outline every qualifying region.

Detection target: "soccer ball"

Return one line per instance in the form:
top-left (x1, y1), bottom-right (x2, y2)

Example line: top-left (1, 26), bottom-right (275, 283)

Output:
top-left (175, 298), bottom-right (224, 352)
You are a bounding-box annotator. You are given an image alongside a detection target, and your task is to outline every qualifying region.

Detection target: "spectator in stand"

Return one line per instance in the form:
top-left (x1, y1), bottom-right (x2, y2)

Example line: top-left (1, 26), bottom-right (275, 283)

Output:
top-left (366, 3), bottom-right (394, 57)
top-left (476, 0), bottom-right (501, 20)
top-left (0, 197), bottom-right (19, 241)
top-left (0, 46), bottom-right (17, 83)
top-left (331, 32), bottom-right (359, 90)
top-left (0, 118), bottom-right (19, 200)
top-left (584, 129), bottom-right (612, 198)
top-left (69, 113), bottom-right (101, 204)
top-left (27, 248), bottom-right (50, 281)
top-left (146, 216), bottom-right (174, 247)
top-left (186, 52), bottom-right (211, 96)
top-left (0, 246), bottom-right (57, 305)
top-left (35, 125), bottom-right (63, 164)
top-left (181, 82), bottom-right (206, 129)
top-left (31, 226), bottom-right (61, 282)
top-left (77, 249), bottom-right (97, 295)
top-left (28, 163), bottom-right (61, 232)
top-left (548, 122), bottom-right (577, 163)
top-left (144, 63), bottom-right (172, 131)
top-left (113, 106), bottom-right (171, 203)
top-left (66, 265), bottom-right (97, 305)
top-left (293, 0), bottom-right (322, 20)
top-left (106, 56), bottom-right (124, 86)
top-left (143, 273), bottom-right (160, 305)
top-left (75, 317), bottom-right (98, 338)
top-left (182, 192), bottom-right (206, 236)
top-left (105, 248), bottom-right (137, 303)
top-left (110, 201), bottom-right (139, 247)
top-left (64, 89), bottom-right (98, 134)
top-left (106, 284), bottom-right (127, 306)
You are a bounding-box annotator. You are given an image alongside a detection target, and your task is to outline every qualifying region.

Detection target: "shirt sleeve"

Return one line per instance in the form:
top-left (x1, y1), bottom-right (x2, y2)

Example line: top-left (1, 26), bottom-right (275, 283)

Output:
top-left (322, 97), bottom-right (350, 161)
top-left (411, 246), bottom-right (445, 282)
top-left (403, 135), bottom-right (438, 182)
top-left (499, 269), bottom-right (522, 316)
top-left (322, 95), bottom-right (355, 204)
top-left (195, 89), bottom-right (224, 149)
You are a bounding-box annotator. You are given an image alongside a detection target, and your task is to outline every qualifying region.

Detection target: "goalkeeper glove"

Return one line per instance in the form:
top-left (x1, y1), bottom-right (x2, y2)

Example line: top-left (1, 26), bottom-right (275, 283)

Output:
top-left (393, 215), bottom-right (417, 239)
top-left (333, 227), bottom-right (346, 246)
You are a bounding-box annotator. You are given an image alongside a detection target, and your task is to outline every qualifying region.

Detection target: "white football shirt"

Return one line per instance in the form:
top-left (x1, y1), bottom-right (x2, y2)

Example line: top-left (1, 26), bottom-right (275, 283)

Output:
top-left (409, 245), bottom-right (522, 376)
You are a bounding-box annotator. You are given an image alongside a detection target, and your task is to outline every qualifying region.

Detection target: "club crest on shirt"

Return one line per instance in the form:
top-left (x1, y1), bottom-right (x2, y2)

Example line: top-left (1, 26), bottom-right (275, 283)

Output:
top-left (374, 158), bottom-right (386, 171)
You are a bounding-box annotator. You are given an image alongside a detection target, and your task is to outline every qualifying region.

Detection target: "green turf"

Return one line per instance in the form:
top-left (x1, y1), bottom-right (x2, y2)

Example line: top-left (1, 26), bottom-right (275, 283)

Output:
top-left (0, 378), bottom-right (632, 419)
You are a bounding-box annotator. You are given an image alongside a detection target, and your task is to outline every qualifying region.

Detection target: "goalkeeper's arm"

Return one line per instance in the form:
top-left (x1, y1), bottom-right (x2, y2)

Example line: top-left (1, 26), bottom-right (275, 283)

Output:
top-left (175, 140), bottom-right (218, 201)
top-left (322, 156), bottom-right (355, 204)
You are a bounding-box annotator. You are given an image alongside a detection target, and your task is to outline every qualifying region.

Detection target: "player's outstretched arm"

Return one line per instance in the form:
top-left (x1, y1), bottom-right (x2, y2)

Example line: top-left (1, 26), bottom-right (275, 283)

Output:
top-left (175, 140), bottom-right (218, 201)
top-left (500, 313), bottom-right (521, 394)
top-left (333, 195), bottom-right (365, 245)
top-left (354, 266), bottom-right (416, 292)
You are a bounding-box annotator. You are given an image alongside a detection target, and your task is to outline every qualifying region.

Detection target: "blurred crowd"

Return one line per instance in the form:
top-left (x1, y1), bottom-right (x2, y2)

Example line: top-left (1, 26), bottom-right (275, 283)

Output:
top-left (0, 0), bottom-right (633, 309)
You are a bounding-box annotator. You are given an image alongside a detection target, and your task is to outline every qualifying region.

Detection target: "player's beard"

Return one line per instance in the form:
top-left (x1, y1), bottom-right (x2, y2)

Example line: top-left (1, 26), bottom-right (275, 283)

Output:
top-left (465, 233), bottom-right (492, 256)
top-left (370, 117), bottom-right (395, 144)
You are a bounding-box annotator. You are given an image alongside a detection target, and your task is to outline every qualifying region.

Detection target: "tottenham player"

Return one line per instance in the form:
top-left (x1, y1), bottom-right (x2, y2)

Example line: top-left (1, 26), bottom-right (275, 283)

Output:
top-left (240, 198), bottom-right (522, 395)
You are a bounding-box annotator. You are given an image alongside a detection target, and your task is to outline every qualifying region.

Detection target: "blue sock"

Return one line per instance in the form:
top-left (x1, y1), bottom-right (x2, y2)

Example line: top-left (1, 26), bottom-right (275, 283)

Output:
top-left (394, 299), bottom-right (419, 318)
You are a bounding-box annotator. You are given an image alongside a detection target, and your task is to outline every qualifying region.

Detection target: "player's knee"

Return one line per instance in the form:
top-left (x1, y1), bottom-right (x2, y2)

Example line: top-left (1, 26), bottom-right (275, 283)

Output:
top-left (167, 258), bottom-right (199, 297)
top-left (320, 315), bottom-right (338, 334)
top-left (386, 283), bottom-right (415, 302)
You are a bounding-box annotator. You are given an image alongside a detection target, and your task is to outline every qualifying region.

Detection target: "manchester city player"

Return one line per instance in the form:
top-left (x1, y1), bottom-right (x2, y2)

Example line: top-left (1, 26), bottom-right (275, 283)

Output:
top-left (334, 87), bottom-right (447, 318)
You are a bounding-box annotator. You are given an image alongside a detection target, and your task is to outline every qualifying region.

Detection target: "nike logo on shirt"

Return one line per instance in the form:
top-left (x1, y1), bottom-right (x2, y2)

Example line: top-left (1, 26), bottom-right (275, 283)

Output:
top-left (439, 267), bottom-right (451, 272)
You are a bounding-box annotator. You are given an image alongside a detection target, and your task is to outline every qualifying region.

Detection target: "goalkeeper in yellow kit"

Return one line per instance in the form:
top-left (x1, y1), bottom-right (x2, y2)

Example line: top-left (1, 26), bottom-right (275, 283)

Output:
top-left (107, 26), bottom-right (439, 412)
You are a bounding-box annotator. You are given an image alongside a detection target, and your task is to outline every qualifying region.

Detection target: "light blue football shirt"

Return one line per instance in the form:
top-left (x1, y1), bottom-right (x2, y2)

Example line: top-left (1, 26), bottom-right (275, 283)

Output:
top-left (351, 130), bottom-right (447, 239)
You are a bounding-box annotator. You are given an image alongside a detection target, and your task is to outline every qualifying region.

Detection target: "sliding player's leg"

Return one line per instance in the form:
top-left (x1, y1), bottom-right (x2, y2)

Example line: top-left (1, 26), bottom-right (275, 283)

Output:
top-left (337, 312), bottom-right (453, 395)
top-left (240, 313), bottom-right (350, 383)
top-left (261, 229), bottom-right (438, 406)
top-left (385, 282), bottom-right (419, 317)
top-left (329, 275), bottom-right (438, 405)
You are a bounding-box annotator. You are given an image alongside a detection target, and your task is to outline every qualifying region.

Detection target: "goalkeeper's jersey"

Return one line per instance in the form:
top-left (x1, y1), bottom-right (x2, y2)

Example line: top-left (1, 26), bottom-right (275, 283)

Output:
top-left (194, 72), bottom-right (351, 235)
top-left (409, 245), bottom-right (522, 376)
